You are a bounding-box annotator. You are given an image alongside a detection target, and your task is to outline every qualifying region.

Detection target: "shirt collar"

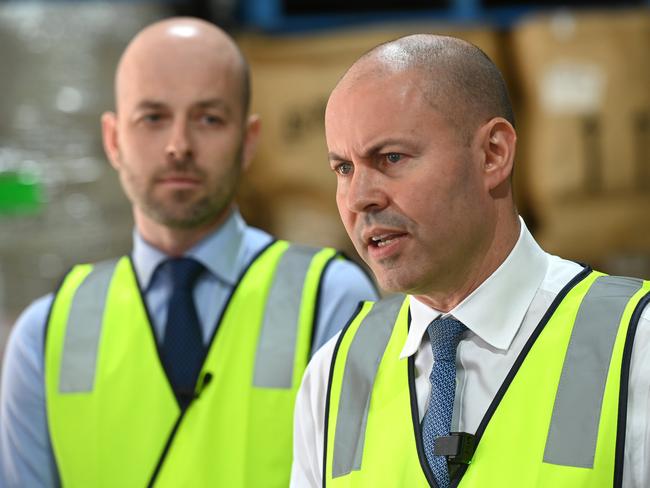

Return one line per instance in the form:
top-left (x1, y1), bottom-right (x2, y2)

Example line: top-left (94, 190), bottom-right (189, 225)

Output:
top-left (132, 208), bottom-right (245, 291)
top-left (400, 217), bottom-right (548, 359)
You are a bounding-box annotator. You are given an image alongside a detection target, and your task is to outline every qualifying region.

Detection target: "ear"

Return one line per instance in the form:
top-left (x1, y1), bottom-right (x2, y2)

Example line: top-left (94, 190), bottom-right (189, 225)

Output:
top-left (101, 111), bottom-right (121, 171)
top-left (478, 117), bottom-right (517, 191)
top-left (241, 113), bottom-right (261, 172)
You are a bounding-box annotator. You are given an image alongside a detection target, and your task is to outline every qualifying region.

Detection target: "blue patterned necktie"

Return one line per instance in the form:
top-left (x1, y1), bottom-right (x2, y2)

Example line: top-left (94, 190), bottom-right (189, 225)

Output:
top-left (161, 257), bottom-right (205, 408)
top-left (421, 317), bottom-right (467, 488)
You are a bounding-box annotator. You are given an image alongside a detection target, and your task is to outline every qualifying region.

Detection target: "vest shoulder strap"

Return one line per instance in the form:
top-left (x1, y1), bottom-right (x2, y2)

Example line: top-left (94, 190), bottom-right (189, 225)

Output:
top-left (55, 257), bottom-right (122, 393)
top-left (254, 243), bottom-right (337, 388)
top-left (331, 294), bottom-right (407, 477)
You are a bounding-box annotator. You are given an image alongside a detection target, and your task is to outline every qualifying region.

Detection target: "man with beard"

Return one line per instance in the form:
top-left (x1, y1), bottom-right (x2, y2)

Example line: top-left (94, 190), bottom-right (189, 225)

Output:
top-left (291, 34), bottom-right (650, 487)
top-left (0, 17), bottom-right (377, 487)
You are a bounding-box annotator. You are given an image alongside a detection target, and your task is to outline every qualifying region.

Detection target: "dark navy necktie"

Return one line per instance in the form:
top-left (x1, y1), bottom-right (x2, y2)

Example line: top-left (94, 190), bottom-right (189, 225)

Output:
top-left (421, 317), bottom-right (467, 488)
top-left (161, 257), bottom-right (205, 408)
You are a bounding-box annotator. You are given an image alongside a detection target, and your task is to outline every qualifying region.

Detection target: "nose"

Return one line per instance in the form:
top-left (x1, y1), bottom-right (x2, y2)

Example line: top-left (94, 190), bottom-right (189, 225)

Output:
top-left (165, 118), bottom-right (193, 161)
top-left (344, 165), bottom-right (388, 214)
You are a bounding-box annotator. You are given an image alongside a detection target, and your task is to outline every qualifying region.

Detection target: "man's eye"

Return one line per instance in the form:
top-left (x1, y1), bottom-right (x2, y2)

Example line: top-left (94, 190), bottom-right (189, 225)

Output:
top-left (143, 113), bottom-right (163, 123)
top-left (335, 162), bottom-right (353, 176)
top-left (386, 153), bottom-right (402, 164)
top-left (200, 114), bottom-right (224, 125)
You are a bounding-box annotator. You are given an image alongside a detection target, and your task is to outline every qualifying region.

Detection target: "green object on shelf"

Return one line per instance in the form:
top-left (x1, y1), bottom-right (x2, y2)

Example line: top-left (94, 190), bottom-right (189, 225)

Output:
top-left (0, 171), bottom-right (43, 214)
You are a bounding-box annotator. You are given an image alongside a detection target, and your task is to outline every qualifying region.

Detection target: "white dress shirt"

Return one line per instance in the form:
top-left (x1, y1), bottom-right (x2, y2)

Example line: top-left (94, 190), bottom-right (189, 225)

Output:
top-left (291, 219), bottom-right (650, 487)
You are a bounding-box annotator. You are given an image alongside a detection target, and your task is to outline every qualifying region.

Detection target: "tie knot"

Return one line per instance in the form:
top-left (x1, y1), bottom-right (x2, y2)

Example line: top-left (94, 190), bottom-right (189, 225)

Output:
top-left (167, 257), bottom-right (204, 289)
top-left (426, 316), bottom-right (466, 362)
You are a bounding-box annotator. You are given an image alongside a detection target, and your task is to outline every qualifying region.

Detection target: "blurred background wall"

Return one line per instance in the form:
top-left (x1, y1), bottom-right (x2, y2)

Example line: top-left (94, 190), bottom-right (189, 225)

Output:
top-left (0, 0), bottom-right (649, 356)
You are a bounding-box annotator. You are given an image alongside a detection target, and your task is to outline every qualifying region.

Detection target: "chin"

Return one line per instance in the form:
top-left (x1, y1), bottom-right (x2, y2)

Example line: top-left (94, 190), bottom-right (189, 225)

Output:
top-left (380, 268), bottom-right (432, 296)
top-left (375, 273), bottom-right (408, 295)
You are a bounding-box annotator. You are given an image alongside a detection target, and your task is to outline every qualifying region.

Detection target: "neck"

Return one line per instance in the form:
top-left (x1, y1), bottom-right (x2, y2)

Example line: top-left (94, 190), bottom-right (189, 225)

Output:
top-left (134, 207), bottom-right (232, 257)
top-left (414, 210), bottom-right (520, 313)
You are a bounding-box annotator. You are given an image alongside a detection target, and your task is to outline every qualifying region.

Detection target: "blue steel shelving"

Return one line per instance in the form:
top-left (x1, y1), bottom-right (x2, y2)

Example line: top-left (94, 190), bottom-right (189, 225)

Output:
top-left (237, 0), bottom-right (650, 32)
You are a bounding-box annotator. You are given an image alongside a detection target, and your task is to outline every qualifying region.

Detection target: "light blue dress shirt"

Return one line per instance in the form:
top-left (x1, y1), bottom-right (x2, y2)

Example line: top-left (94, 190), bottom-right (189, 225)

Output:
top-left (0, 210), bottom-right (378, 487)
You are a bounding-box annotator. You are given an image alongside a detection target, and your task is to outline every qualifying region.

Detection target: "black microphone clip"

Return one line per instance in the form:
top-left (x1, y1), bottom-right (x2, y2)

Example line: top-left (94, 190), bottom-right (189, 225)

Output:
top-left (434, 432), bottom-right (476, 465)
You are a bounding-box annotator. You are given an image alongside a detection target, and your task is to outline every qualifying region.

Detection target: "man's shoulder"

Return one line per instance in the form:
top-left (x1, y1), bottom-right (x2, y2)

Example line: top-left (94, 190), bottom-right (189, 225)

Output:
top-left (636, 279), bottom-right (650, 321)
top-left (6, 257), bottom-right (125, 351)
top-left (545, 255), bottom-right (650, 321)
top-left (541, 254), bottom-right (586, 296)
top-left (242, 224), bottom-right (377, 297)
top-left (16, 294), bottom-right (55, 328)
top-left (5, 293), bottom-right (54, 361)
top-left (242, 224), bottom-right (273, 244)
top-left (302, 328), bottom-right (341, 388)
top-left (640, 301), bottom-right (650, 322)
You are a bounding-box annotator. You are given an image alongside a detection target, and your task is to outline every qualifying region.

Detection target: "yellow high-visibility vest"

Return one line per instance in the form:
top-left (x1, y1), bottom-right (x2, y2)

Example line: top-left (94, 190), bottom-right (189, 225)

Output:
top-left (325, 270), bottom-right (650, 487)
top-left (45, 241), bottom-right (338, 487)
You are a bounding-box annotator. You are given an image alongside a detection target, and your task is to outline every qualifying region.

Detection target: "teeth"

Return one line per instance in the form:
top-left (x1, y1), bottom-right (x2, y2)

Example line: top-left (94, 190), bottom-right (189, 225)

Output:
top-left (377, 238), bottom-right (396, 248)
top-left (370, 234), bottom-right (397, 247)
top-left (371, 234), bottom-right (390, 242)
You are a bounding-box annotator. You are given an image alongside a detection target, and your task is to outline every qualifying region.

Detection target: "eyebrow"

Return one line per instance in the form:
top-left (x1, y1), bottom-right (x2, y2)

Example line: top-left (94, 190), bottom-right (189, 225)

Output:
top-left (134, 100), bottom-right (167, 111)
top-left (196, 98), bottom-right (232, 114)
top-left (327, 151), bottom-right (348, 162)
top-left (134, 98), bottom-right (232, 115)
top-left (327, 138), bottom-right (413, 162)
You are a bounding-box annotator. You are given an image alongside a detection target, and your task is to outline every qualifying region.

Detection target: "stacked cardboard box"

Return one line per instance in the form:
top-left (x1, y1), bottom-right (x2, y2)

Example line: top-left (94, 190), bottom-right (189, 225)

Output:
top-left (511, 9), bottom-right (650, 272)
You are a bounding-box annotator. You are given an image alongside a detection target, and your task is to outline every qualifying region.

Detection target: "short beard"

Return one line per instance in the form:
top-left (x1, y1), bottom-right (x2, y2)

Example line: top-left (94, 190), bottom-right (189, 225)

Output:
top-left (146, 188), bottom-right (233, 229)
top-left (122, 144), bottom-right (243, 231)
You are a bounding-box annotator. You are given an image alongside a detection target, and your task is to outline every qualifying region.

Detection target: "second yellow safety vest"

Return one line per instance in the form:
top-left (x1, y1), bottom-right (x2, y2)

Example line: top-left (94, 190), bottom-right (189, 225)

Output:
top-left (324, 269), bottom-right (650, 487)
top-left (45, 240), bottom-right (338, 487)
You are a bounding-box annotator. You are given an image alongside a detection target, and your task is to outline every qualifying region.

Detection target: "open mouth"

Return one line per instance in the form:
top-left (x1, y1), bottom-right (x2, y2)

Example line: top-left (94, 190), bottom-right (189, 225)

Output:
top-left (368, 233), bottom-right (406, 248)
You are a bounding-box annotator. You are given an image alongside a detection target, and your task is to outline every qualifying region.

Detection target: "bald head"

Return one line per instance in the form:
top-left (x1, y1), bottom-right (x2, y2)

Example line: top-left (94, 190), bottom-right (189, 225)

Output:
top-left (115, 17), bottom-right (250, 116)
top-left (336, 34), bottom-right (514, 142)
top-left (102, 17), bottom-right (263, 251)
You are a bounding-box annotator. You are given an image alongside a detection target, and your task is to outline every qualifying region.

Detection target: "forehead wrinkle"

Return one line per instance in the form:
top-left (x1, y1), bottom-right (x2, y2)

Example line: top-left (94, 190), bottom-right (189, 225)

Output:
top-left (327, 77), bottom-right (422, 157)
top-left (359, 137), bottom-right (416, 159)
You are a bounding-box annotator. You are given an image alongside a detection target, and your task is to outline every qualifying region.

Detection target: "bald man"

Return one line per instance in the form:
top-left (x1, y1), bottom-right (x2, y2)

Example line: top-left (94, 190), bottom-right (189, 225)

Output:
top-left (291, 35), bottom-right (650, 487)
top-left (0, 17), bottom-right (377, 487)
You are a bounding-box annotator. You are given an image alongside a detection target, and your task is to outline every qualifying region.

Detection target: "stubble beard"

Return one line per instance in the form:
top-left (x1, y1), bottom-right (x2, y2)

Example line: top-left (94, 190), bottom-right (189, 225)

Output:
top-left (370, 254), bottom-right (409, 293)
top-left (144, 186), bottom-right (233, 229)
top-left (122, 149), bottom-right (243, 231)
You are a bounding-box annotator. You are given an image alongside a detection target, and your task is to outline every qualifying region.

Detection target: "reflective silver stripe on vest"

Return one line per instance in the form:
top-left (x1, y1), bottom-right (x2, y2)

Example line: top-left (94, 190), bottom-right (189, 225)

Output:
top-left (253, 245), bottom-right (320, 389)
top-left (544, 275), bottom-right (643, 467)
top-left (332, 294), bottom-right (405, 478)
top-left (59, 260), bottom-right (118, 393)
